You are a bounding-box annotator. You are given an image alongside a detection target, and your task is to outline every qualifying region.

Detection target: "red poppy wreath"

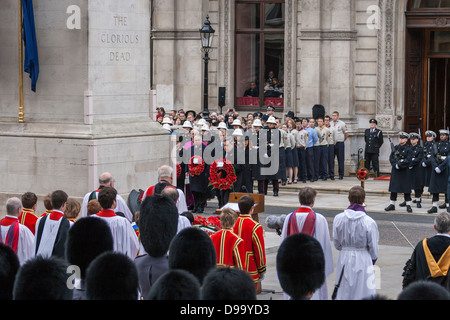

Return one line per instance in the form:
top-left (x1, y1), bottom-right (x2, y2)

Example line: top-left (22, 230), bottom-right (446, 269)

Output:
top-left (188, 156), bottom-right (205, 177)
top-left (209, 159), bottom-right (237, 190)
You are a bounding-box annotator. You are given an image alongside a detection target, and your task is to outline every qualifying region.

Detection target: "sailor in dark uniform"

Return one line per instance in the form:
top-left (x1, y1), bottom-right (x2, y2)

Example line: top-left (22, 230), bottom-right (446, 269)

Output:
top-left (422, 131), bottom-right (437, 190)
top-left (427, 129), bottom-right (450, 214)
top-left (364, 119), bottom-right (384, 177)
top-left (385, 132), bottom-right (414, 213)
top-left (403, 133), bottom-right (425, 208)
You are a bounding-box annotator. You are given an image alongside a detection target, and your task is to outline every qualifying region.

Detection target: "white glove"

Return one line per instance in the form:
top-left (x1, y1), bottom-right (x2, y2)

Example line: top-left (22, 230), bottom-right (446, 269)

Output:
top-left (436, 167), bottom-right (442, 174)
top-left (422, 162), bottom-right (427, 168)
top-left (258, 274), bottom-right (265, 282)
top-left (395, 164), bottom-right (400, 170)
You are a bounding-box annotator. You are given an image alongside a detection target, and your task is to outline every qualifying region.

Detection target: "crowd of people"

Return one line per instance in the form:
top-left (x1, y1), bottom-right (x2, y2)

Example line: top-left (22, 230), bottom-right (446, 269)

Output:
top-left (385, 129), bottom-right (450, 214)
top-left (1, 176), bottom-right (449, 301)
top-left (155, 105), bottom-right (350, 213)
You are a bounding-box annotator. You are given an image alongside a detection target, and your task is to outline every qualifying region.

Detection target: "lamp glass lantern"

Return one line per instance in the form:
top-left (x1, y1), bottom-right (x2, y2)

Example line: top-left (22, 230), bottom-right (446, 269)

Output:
top-left (199, 15), bottom-right (215, 51)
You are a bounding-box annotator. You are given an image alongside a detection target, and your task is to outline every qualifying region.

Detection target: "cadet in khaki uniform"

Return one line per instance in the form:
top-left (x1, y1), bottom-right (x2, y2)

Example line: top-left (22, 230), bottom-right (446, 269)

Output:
top-left (330, 111), bottom-right (349, 180)
top-left (325, 115), bottom-right (335, 180)
top-left (295, 118), bottom-right (309, 183)
top-left (315, 117), bottom-right (330, 180)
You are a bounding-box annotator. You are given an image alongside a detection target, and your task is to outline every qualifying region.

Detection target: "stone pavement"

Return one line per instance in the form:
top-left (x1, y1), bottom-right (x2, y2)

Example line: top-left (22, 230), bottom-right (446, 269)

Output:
top-left (245, 176), bottom-right (437, 300)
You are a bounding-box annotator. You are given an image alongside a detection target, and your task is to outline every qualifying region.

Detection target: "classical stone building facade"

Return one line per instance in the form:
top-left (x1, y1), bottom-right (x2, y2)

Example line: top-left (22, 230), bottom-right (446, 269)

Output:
top-left (152, 0), bottom-right (450, 173)
top-left (1, 0), bottom-right (449, 207)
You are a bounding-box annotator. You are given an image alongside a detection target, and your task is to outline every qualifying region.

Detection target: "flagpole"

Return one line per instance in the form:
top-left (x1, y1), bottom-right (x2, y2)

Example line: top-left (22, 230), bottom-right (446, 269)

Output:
top-left (18, 0), bottom-right (24, 123)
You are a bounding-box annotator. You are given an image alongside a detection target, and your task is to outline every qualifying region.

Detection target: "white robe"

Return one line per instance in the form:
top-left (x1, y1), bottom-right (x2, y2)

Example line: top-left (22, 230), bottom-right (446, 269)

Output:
top-left (94, 214), bottom-right (139, 260)
top-left (332, 209), bottom-right (379, 300)
top-left (280, 207), bottom-right (334, 300)
top-left (1, 215), bottom-right (35, 265)
top-left (141, 187), bottom-right (188, 215)
top-left (81, 192), bottom-right (133, 223)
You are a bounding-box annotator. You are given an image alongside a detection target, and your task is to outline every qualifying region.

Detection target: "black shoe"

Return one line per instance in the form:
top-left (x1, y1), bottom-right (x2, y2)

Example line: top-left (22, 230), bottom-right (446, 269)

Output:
top-left (447, 207), bottom-right (450, 213)
top-left (412, 200), bottom-right (417, 203)
top-left (273, 192), bottom-right (279, 197)
top-left (417, 202), bottom-right (422, 208)
top-left (406, 205), bottom-right (413, 213)
top-left (385, 204), bottom-right (395, 212)
top-left (281, 181), bottom-right (286, 186)
top-left (399, 201), bottom-right (407, 207)
top-left (303, 180), bottom-right (307, 183)
top-left (330, 177), bottom-right (335, 181)
top-left (439, 203), bottom-right (447, 209)
top-left (192, 208), bottom-right (198, 213)
top-left (339, 177), bottom-right (344, 180)
top-left (428, 207), bottom-right (438, 214)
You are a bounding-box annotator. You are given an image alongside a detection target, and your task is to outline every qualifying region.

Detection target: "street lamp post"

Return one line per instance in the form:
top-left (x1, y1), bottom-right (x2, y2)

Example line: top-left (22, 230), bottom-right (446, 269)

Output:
top-left (199, 15), bottom-right (215, 123)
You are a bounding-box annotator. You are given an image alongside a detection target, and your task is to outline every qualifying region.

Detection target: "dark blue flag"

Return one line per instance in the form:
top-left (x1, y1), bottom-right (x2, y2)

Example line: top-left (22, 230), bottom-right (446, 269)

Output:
top-left (22, 0), bottom-right (39, 92)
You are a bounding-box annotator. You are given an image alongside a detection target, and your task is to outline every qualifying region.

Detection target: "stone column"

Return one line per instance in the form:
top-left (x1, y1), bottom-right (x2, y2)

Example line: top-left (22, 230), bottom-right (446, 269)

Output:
top-left (0, 0), bottom-right (170, 211)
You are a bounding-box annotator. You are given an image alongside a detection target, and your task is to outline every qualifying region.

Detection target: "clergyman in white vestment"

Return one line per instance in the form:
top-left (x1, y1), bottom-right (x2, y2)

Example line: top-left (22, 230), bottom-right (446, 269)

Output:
top-left (281, 188), bottom-right (334, 300)
top-left (0, 198), bottom-right (35, 265)
top-left (332, 186), bottom-right (379, 300)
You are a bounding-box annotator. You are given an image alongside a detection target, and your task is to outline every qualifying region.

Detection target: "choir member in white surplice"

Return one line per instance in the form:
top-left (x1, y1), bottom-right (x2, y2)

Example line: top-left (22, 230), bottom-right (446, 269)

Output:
top-left (93, 187), bottom-right (139, 260)
top-left (281, 187), bottom-right (334, 300)
top-left (0, 197), bottom-right (34, 265)
top-left (333, 186), bottom-right (379, 300)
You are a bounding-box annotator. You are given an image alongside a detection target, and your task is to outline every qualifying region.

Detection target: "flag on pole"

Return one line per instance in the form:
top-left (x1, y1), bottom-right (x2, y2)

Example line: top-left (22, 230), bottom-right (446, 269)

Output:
top-left (21, 0), bottom-right (39, 92)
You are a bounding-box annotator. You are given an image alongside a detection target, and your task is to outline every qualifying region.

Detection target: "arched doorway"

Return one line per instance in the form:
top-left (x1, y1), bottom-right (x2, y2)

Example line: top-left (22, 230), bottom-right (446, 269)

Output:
top-left (405, 0), bottom-right (450, 133)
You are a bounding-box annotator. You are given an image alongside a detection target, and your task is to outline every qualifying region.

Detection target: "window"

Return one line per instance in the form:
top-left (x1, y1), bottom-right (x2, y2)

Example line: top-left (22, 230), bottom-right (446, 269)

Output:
top-left (235, 1), bottom-right (285, 109)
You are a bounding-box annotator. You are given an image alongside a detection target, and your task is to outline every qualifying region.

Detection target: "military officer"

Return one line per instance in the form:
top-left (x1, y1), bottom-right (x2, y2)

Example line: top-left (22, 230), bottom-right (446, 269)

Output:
top-left (364, 119), bottom-right (384, 177)
top-left (427, 129), bottom-right (450, 214)
top-left (385, 132), bottom-right (413, 213)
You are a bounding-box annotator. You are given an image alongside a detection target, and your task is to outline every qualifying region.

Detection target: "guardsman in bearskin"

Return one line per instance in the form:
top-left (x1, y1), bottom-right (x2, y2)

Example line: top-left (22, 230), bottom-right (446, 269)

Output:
top-left (385, 132), bottom-right (414, 213)
top-left (364, 119), bottom-right (384, 177)
top-left (427, 129), bottom-right (450, 214)
top-left (422, 131), bottom-right (437, 191)
top-left (400, 133), bottom-right (424, 208)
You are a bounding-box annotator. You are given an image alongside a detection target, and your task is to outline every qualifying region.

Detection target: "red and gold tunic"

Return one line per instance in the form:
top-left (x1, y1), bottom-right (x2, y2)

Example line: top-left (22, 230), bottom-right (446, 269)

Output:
top-left (19, 208), bottom-right (39, 235)
top-left (233, 214), bottom-right (266, 282)
top-left (211, 229), bottom-right (246, 270)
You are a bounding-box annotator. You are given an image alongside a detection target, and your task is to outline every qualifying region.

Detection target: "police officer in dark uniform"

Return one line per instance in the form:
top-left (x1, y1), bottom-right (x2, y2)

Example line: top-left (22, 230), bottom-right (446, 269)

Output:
top-left (427, 129), bottom-right (450, 214)
top-left (364, 119), bottom-right (384, 177)
top-left (385, 132), bottom-right (413, 213)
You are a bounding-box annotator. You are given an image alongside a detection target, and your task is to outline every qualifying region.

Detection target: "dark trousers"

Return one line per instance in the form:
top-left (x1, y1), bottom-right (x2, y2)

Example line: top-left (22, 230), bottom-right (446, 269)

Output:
top-left (257, 180), bottom-right (264, 194)
top-left (192, 191), bottom-right (206, 212)
top-left (313, 147), bottom-right (320, 180)
top-left (318, 145), bottom-right (329, 179)
top-left (263, 179), bottom-right (279, 195)
top-left (306, 147), bottom-right (315, 181)
top-left (218, 189), bottom-right (231, 208)
top-left (297, 148), bottom-right (307, 181)
top-left (327, 145), bottom-right (335, 178)
top-left (391, 193), bottom-right (412, 202)
top-left (334, 142), bottom-right (345, 178)
top-left (365, 152), bottom-right (380, 176)
top-left (432, 193), bottom-right (448, 203)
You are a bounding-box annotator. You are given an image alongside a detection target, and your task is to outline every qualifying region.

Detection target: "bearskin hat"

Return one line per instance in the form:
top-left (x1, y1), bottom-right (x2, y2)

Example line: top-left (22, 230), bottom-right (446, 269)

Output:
top-left (168, 227), bottom-right (216, 285)
top-left (65, 216), bottom-right (114, 279)
top-left (276, 233), bottom-right (325, 300)
top-left (139, 194), bottom-right (179, 257)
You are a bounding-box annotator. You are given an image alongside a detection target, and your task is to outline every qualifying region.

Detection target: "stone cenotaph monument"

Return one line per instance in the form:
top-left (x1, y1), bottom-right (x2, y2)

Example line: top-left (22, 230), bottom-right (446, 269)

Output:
top-left (0, 0), bottom-right (169, 210)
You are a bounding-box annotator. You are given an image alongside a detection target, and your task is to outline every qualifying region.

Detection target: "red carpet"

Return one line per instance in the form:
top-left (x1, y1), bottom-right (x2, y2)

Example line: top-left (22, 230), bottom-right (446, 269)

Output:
top-left (374, 175), bottom-right (390, 181)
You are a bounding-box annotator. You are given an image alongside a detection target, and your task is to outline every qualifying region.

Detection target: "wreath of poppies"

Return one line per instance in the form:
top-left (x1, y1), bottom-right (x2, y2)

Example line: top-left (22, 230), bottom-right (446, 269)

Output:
top-left (176, 162), bottom-right (182, 179)
top-left (193, 216), bottom-right (221, 236)
top-left (188, 156), bottom-right (205, 177)
top-left (357, 168), bottom-right (370, 181)
top-left (209, 159), bottom-right (237, 190)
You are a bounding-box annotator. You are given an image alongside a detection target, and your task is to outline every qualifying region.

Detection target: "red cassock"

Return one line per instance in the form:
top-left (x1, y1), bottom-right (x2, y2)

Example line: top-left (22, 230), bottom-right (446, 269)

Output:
top-left (211, 229), bottom-right (246, 270)
top-left (233, 214), bottom-right (266, 282)
top-left (19, 208), bottom-right (39, 235)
